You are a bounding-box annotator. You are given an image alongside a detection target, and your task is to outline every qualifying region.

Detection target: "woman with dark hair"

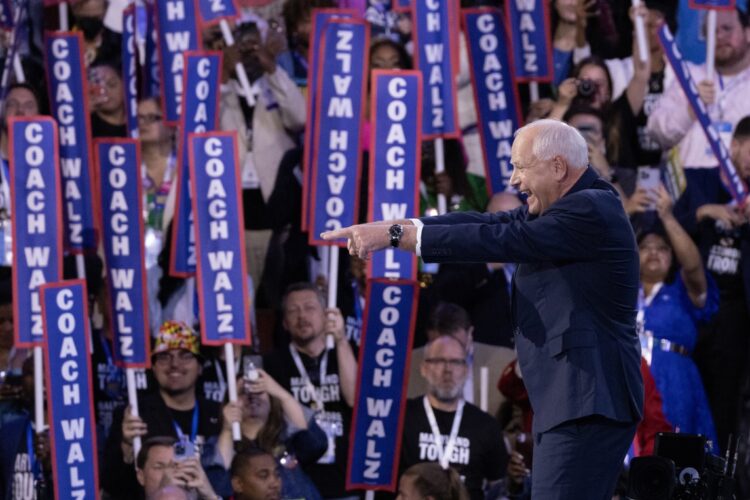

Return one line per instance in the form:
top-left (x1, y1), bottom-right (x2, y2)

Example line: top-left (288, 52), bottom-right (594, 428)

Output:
top-left (216, 369), bottom-right (327, 499)
top-left (370, 36), bottom-right (412, 71)
top-left (638, 185), bottom-right (719, 448)
top-left (396, 462), bottom-right (470, 500)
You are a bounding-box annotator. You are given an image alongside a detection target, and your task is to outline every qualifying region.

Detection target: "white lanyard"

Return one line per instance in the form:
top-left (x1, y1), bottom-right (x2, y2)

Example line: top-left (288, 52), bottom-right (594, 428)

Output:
top-left (289, 345), bottom-right (329, 410)
top-left (423, 396), bottom-right (465, 470)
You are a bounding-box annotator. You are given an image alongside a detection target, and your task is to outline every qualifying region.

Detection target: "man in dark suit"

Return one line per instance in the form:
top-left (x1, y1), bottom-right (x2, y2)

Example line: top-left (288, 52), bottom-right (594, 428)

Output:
top-left (322, 119), bottom-right (644, 499)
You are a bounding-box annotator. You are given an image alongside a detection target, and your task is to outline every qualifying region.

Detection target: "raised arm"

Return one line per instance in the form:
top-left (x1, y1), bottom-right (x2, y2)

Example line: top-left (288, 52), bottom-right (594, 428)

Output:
top-left (656, 186), bottom-right (707, 307)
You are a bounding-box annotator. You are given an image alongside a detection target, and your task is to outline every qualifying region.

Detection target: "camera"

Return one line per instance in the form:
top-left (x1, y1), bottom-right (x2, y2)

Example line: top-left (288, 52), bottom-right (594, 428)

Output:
top-left (577, 79), bottom-right (598, 99)
top-left (627, 433), bottom-right (739, 500)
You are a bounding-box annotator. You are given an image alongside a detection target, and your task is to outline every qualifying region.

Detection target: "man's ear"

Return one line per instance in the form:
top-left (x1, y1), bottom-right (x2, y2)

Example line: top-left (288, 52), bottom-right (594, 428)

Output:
top-left (136, 467), bottom-right (145, 487)
top-left (731, 138), bottom-right (740, 159)
top-left (552, 155), bottom-right (568, 179)
top-left (231, 476), bottom-right (244, 496)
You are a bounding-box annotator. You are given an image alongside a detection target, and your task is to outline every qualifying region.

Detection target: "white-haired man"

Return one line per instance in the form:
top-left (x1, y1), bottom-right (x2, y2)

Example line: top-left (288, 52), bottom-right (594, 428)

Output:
top-left (322, 119), bottom-right (644, 499)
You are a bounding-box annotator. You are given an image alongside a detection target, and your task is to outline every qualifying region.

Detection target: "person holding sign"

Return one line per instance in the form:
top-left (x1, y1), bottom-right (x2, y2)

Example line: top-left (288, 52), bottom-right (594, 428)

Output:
top-left (647, 7), bottom-right (750, 201)
top-left (262, 283), bottom-right (357, 500)
top-left (322, 120), bottom-right (643, 499)
top-left (103, 321), bottom-right (223, 499)
top-left (218, 19), bottom-right (306, 291)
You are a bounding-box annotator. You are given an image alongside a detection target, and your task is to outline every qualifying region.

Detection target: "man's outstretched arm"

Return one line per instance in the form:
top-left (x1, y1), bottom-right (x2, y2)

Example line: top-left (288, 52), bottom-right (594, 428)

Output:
top-left (321, 220), bottom-right (419, 259)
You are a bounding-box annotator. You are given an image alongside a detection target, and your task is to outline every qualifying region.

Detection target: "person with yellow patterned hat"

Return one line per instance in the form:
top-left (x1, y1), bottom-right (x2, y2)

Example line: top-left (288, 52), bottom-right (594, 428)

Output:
top-left (102, 320), bottom-right (225, 500)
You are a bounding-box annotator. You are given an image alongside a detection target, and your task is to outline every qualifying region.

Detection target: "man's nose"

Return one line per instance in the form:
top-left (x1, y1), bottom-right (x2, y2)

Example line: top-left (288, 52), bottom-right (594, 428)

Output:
top-left (509, 168), bottom-right (520, 189)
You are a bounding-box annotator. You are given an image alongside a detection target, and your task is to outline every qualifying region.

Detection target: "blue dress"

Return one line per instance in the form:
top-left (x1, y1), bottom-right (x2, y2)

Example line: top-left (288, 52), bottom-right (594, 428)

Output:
top-left (642, 273), bottom-right (719, 450)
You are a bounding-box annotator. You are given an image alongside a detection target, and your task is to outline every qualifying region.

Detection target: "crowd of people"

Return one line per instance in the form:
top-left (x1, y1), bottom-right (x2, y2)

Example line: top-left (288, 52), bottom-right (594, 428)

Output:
top-left (0, 0), bottom-right (749, 498)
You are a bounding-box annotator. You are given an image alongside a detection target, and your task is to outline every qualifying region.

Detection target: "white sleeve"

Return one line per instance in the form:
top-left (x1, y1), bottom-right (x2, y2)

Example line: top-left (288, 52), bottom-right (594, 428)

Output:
top-left (646, 62), bottom-right (703, 150)
top-left (410, 218), bottom-right (424, 257)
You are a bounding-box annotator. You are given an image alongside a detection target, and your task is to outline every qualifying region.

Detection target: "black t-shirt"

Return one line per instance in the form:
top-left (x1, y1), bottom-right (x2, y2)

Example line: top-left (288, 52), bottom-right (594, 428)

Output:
top-left (263, 345), bottom-right (354, 499)
top-left (90, 113), bottom-right (128, 138)
top-left (613, 69), bottom-right (665, 169)
top-left (91, 331), bottom-right (150, 444)
top-left (401, 397), bottom-right (508, 500)
top-left (699, 218), bottom-right (748, 300)
top-left (8, 421), bottom-right (51, 500)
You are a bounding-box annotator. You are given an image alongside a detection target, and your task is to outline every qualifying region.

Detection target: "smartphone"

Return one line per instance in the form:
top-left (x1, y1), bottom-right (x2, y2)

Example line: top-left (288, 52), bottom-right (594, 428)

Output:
top-left (173, 436), bottom-right (196, 462)
top-left (515, 432), bottom-right (534, 469)
top-left (637, 167), bottom-right (661, 211)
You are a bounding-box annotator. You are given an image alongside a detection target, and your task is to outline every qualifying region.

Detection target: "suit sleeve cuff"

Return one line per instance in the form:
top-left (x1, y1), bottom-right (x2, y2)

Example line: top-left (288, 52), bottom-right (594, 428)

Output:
top-left (410, 218), bottom-right (424, 257)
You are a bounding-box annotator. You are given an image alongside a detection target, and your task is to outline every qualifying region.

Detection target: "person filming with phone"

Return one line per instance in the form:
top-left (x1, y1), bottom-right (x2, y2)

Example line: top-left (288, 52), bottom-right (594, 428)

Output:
top-left (103, 321), bottom-right (224, 499)
top-left (216, 363), bottom-right (327, 499)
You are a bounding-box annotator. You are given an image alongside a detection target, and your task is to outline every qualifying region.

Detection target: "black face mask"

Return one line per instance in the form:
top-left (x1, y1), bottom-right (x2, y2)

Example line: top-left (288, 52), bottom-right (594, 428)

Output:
top-left (75, 16), bottom-right (104, 41)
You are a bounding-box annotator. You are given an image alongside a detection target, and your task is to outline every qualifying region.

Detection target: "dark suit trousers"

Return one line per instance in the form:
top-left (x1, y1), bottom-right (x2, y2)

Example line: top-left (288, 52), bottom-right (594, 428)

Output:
top-left (531, 415), bottom-right (638, 499)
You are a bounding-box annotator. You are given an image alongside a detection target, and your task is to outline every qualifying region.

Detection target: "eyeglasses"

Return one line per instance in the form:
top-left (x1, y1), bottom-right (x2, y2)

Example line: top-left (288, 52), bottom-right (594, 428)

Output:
top-left (153, 350), bottom-right (196, 365)
top-left (137, 113), bottom-right (162, 124)
top-left (424, 357), bottom-right (467, 368)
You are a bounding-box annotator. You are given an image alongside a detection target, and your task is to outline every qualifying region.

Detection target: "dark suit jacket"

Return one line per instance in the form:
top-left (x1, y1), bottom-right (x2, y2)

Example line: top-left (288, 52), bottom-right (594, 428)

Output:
top-left (419, 168), bottom-right (644, 434)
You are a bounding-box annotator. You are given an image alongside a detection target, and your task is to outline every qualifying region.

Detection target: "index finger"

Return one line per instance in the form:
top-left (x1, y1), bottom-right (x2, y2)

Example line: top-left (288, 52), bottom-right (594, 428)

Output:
top-left (321, 227), bottom-right (353, 240)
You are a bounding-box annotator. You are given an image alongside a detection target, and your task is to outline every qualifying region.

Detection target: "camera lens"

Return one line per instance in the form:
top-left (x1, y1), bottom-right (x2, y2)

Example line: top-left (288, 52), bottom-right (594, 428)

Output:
top-left (577, 79), bottom-right (597, 98)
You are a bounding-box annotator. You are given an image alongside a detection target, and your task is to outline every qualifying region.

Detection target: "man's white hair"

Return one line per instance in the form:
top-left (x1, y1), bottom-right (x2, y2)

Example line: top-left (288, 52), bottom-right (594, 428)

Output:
top-left (515, 119), bottom-right (588, 169)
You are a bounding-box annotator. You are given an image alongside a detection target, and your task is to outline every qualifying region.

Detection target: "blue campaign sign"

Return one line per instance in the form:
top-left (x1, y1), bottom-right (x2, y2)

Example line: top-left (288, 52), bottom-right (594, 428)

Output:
top-left (41, 280), bottom-right (100, 500)
top-left (188, 132), bottom-right (251, 346)
top-left (123, 5), bottom-right (138, 138)
top-left (658, 24), bottom-right (748, 205)
top-left (0, 0), bottom-right (14, 29)
top-left (9, 117), bottom-right (63, 347)
top-left (95, 139), bottom-right (151, 367)
top-left (155, 0), bottom-right (200, 124)
top-left (688, 0), bottom-right (735, 9)
top-left (43, 32), bottom-right (97, 252)
top-left (302, 8), bottom-right (356, 232)
top-left (369, 70), bottom-right (422, 281)
top-left (506, 0), bottom-right (554, 82)
top-left (412, 0), bottom-right (460, 139)
top-left (144, 0), bottom-right (161, 97)
top-left (347, 279), bottom-right (419, 490)
top-left (196, 0), bottom-right (239, 24)
top-left (309, 19), bottom-right (369, 246)
top-left (464, 8), bottom-right (523, 193)
top-left (170, 51), bottom-right (222, 277)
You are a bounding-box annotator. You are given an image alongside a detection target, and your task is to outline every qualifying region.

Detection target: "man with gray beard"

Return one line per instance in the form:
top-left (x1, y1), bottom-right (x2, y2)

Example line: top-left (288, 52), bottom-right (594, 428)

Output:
top-left (399, 335), bottom-right (508, 500)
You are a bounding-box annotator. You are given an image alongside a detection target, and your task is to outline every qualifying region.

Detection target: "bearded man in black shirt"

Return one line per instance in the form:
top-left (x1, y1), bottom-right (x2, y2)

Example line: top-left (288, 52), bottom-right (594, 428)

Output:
top-left (400, 335), bottom-right (507, 500)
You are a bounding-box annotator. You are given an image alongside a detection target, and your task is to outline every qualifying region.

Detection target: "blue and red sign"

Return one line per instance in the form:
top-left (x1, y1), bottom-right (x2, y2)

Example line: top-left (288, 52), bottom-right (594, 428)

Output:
top-left (506, 0), bottom-right (554, 82)
top-left (464, 8), bottom-right (523, 193)
top-left (44, 32), bottom-right (97, 252)
top-left (189, 132), bottom-right (252, 346)
top-left (10, 117), bottom-right (63, 347)
top-left (412, 0), bottom-right (460, 139)
top-left (347, 279), bottom-right (419, 491)
top-left (144, 0), bottom-right (161, 98)
top-left (688, 0), bottom-right (735, 10)
top-left (369, 70), bottom-right (421, 280)
top-left (95, 139), bottom-right (151, 367)
top-left (123, 5), bottom-right (138, 138)
top-left (196, 0), bottom-right (240, 24)
top-left (659, 24), bottom-right (748, 205)
top-left (41, 280), bottom-right (100, 500)
top-left (302, 8), bottom-right (356, 232)
top-left (170, 51), bottom-right (222, 277)
top-left (309, 19), bottom-right (369, 246)
top-left (393, 0), bottom-right (410, 13)
top-left (155, 0), bottom-right (200, 124)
